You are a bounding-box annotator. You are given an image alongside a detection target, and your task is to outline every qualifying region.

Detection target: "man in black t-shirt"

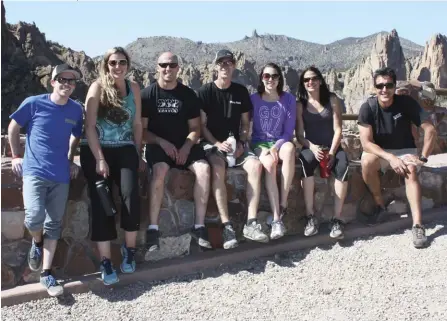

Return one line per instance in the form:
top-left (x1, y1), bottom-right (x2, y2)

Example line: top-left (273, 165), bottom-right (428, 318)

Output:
top-left (141, 52), bottom-right (211, 251)
top-left (197, 49), bottom-right (269, 249)
top-left (358, 67), bottom-right (428, 248)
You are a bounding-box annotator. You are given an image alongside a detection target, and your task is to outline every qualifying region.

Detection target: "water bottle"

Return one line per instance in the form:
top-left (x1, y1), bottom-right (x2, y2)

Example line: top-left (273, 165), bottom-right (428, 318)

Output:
top-left (95, 180), bottom-right (117, 217)
top-left (226, 132), bottom-right (237, 168)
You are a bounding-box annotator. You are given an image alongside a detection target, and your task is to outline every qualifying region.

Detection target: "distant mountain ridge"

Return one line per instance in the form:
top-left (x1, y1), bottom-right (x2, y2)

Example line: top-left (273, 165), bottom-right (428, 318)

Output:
top-left (126, 30), bottom-right (424, 71)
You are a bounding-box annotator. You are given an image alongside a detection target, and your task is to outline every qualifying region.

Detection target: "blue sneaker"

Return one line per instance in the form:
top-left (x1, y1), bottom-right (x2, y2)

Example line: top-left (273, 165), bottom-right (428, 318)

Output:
top-left (40, 274), bottom-right (64, 297)
top-left (28, 239), bottom-right (43, 271)
top-left (120, 244), bottom-right (136, 274)
top-left (99, 258), bottom-right (119, 285)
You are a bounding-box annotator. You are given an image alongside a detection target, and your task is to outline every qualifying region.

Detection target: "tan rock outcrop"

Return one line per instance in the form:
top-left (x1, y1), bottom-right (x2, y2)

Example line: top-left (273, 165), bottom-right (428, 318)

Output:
top-left (410, 34), bottom-right (447, 88)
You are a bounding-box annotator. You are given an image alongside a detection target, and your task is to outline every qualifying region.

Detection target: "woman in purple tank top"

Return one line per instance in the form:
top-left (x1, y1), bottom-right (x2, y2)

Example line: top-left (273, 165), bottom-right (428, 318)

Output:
top-left (296, 66), bottom-right (349, 239)
top-left (250, 63), bottom-right (297, 240)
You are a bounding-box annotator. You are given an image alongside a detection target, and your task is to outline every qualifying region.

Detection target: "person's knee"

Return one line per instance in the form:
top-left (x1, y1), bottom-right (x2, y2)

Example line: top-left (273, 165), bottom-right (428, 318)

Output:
top-left (245, 159), bottom-right (263, 178)
top-left (24, 206), bottom-right (46, 233)
top-left (423, 122), bottom-right (437, 138)
top-left (193, 161), bottom-right (210, 181)
top-left (152, 163), bottom-right (170, 183)
top-left (261, 157), bottom-right (277, 173)
top-left (361, 154), bottom-right (380, 173)
top-left (280, 142), bottom-right (296, 159)
top-left (406, 164), bottom-right (419, 180)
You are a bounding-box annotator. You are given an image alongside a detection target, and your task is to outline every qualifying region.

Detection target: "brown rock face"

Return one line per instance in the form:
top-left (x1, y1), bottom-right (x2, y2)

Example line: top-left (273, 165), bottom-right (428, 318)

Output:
top-left (343, 30), bottom-right (407, 114)
top-left (411, 34), bottom-right (447, 88)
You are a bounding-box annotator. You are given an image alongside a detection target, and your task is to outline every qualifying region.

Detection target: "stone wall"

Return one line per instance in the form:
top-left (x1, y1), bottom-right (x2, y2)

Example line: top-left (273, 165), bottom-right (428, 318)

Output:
top-left (2, 152), bottom-right (447, 290)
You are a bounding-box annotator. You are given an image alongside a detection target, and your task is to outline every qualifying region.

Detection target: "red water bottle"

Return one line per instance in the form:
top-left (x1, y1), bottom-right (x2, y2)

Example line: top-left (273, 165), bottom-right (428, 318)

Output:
top-left (319, 146), bottom-right (331, 178)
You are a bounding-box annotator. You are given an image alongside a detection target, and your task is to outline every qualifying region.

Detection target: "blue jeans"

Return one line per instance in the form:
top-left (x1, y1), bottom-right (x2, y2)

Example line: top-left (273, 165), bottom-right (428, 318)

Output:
top-left (23, 175), bottom-right (69, 240)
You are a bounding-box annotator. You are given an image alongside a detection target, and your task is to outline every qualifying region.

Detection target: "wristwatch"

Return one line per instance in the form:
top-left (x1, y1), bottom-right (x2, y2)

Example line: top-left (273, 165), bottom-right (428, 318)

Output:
top-left (419, 155), bottom-right (428, 163)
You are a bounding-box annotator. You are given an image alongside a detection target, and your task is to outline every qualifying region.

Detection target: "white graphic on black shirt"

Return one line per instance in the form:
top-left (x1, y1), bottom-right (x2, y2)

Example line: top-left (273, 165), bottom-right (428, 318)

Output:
top-left (157, 99), bottom-right (180, 113)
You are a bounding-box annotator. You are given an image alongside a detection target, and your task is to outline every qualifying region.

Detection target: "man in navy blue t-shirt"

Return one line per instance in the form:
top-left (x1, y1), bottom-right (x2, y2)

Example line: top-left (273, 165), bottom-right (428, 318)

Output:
top-left (8, 64), bottom-right (84, 296)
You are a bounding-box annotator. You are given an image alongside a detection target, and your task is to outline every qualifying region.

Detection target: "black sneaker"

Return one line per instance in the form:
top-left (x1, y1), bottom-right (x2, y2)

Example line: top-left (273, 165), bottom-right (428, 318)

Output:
top-left (222, 224), bottom-right (238, 250)
top-left (28, 239), bottom-right (43, 271)
top-left (360, 205), bottom-right (388, 226)
top-left (191, 226), bottom-right (212, 249)
top-left (146, 229), bottom-right (160, 252)
top-left (304, 215), bottom-right (319, 236)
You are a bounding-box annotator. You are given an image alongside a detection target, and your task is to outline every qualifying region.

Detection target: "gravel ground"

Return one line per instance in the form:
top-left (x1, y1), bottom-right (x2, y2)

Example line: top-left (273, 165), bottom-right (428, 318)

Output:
top-left (2, 220), bottom-right (447, 321)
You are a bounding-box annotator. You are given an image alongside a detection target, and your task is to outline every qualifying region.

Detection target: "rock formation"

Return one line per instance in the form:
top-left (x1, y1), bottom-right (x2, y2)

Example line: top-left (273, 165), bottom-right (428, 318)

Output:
top-left (410, 34), bottom-right (447, 88)
top-left (342, 30), bottom-right (407, 114)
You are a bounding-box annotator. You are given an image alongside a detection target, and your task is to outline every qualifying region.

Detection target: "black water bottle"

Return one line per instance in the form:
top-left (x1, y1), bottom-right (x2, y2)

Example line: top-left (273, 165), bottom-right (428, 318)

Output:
top-left (95, 180), bottom-right (117, 217)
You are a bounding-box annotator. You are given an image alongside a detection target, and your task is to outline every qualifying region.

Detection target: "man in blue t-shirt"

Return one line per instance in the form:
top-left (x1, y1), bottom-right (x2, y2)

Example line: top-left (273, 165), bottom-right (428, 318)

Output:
top-left (8, 64), bottom-right (84, 297)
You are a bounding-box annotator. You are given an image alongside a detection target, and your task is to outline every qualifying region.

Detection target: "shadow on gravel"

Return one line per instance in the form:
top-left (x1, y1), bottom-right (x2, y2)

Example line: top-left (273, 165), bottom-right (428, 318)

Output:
top-left (426, 221), bottom-right (446, 246)
top-left (90, 282), bottom-right (153, 303)
top-left (57, 292), bottom-right (77, 306)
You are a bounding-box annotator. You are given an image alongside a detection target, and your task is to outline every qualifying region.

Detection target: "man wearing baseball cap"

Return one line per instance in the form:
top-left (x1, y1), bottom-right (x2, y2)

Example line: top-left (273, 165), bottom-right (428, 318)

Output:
top-left (8, 63), bottom-right (83, 296)
top-left (395, 80), bottom-right (437, 163)
top-left (197, 49), bottom-right (269, 249)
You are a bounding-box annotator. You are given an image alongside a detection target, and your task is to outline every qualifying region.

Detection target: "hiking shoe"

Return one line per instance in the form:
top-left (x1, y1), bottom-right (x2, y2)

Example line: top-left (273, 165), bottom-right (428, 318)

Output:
top-left (120, 244), bottom-right (136, 274)
top-left (304, 215), bottom-right (319, 237)
top-left (330, 219), bottom-right (345, 239)
top-left (360, 205), bottom-right (388, 226)
top-left (28, 239), bottom-right (43, 271)
top-left (412, 224), bottom-right (427, 248)
top-left (100, 258), bottom-right (119, 285)
top-left (243, 221), bottom-right (269, 243)
top-left (191, 226), bottom-right (212, 249)
top-left (270, 220), bottom-right (286, 240)
top-left (40, 274), bottom-right (64, 297)
top-left (222, 224), bottom-right (238, 249)
top-left (146, 229), bottom-right (160, 252)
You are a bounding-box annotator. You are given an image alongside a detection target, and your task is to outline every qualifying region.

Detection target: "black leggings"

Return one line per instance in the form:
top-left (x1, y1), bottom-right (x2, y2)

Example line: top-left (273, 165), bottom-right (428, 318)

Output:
top-left (80, 145), bottom-right (141, 242)
top-left (298, 148), bottom-right (349, 181)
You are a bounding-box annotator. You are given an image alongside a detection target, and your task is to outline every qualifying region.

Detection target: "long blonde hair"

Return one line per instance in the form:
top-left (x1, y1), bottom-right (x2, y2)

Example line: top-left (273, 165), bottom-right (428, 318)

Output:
top-left (98, 47), bottom-right (131, 111)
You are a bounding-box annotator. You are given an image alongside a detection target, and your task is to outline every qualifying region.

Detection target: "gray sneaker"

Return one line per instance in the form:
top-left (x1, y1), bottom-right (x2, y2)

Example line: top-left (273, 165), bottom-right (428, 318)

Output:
top-left (304, 215), bottom-right (319, 237)
top-left (222, 225), bottom-right (239, 250)
top-left (270, 220), bottom-right (286, 240)
top-left (243, 221), bottom-right (269, 243)
top-left (28, 239), bottom-right (43, 271)
top-left (329, 219), bottom-right (345, 239)
top-left (40, 275), bottom-right (64, 297)
top-left (412, 225), bottom-right (427, 248)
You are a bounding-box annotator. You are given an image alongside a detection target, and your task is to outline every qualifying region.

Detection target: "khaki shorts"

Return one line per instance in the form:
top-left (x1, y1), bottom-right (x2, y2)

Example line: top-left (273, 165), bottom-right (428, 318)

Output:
top-left (361, 148), bottom-right (422, 173)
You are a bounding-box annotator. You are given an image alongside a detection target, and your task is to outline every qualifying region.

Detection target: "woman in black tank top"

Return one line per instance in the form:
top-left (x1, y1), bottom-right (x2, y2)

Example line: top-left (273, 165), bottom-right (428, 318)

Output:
top-left (296, 66), bottom-right (349, 239)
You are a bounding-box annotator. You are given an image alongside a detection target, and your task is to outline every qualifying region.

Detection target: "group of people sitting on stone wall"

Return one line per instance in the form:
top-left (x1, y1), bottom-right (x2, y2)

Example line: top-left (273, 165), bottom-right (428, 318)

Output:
top-left (7, 47), bottom-right (439, 296)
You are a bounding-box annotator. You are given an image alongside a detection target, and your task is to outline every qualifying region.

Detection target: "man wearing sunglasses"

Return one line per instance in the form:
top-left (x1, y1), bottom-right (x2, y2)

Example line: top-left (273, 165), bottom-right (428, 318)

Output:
top-left (7, 64), bottom-right (83, 296)
top-left (141, 52), bottom-right (212, 251)
top-left (358, 67), bottom-right (428, 248)
top-left (197, 49), bottom-right (269, 249)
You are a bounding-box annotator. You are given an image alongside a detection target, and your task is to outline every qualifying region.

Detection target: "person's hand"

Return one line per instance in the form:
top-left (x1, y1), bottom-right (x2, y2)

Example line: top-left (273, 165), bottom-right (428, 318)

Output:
top-left (327, 153), bottom-right (335, 169)
top-left (11, 158), bottom-right (23, 177)
top-left (309, 144), bottom-right (324, 162)
top-left (269, 146), bottom-right (279, 162)
top-left (176, 145), bottom-right (191, 165)
top-left (389, 155), bottom-right (410, 177)
top-left (234, 142), bottom-right (245, 159)
top-left (159, 139), bottom-right (178, 160)
top-left (401, 154), bottom-right (424, 167)
top-left (96, 159), bottom-right (109, 178)
top-left (70, 161), bottom-right (80, 179)
top-left (215, 141), bottom-right (233, 153)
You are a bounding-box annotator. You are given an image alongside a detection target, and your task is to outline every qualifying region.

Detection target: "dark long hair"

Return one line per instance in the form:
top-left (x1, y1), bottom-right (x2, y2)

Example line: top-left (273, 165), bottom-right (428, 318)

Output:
top-left (257, 63), bottom-right (284, 96)
top-left (298, 66), bottom-right (332, 107)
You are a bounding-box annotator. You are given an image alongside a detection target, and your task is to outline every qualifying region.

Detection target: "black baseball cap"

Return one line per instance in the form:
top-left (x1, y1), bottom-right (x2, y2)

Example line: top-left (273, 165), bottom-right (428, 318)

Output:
top-left (214, 49), bottom-right (235, 63)
top-left (51, 64), bottom-right (81, 80)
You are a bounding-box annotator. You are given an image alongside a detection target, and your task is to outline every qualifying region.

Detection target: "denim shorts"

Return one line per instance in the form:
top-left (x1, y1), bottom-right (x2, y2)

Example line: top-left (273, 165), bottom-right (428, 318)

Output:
top-left (22, 175), bottom-right (69, 240)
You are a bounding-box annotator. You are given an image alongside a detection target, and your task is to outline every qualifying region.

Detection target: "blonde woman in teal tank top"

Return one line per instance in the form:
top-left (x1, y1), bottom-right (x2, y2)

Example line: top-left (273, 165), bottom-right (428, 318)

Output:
top-left (80, 47), bottom-right (144, 285)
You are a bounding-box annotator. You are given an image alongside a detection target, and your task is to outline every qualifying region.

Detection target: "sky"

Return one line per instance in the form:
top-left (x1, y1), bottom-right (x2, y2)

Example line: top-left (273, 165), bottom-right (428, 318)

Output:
top-left (3, 1), bottom-right (447, 58)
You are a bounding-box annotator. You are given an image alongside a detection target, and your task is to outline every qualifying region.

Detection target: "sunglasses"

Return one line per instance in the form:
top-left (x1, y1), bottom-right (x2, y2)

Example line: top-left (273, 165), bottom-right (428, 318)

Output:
top-left (262, 73), bottom-right (280, 81)
top-left (375, 83), bottom-right (395, 90)
top-left (158, 63), bottom-right (178, 69)
top-left (216, 60), bottom-right (234, 67)
top-left (303, 76), bottom-right (320, 83)
top-left (108, 59), bottom-right (128, 67)
top-left (55, 77), bottom-right (77, 85)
